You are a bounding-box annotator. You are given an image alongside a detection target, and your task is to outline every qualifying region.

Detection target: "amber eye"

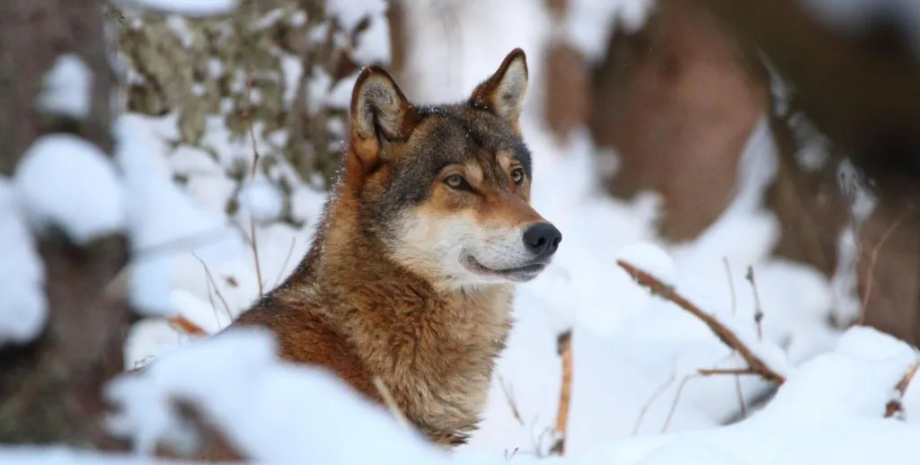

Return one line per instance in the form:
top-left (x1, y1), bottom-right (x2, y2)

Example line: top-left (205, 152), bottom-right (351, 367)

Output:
top-left (510, 167), bottom-right (525, 186)
top-left (444, 174), bottom-right (472, 191)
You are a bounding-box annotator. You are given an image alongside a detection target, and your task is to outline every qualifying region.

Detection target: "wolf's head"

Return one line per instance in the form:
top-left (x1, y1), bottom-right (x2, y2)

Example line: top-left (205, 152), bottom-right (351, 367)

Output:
top-left (343, 49), bottom-right (561, 289)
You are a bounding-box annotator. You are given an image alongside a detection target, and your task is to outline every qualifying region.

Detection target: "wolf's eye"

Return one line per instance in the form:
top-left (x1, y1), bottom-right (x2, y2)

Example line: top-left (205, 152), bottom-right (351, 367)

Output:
top-left (444, 174), bottom-right (472, 191)
top-left (510, 167), bottom-right (525, 186)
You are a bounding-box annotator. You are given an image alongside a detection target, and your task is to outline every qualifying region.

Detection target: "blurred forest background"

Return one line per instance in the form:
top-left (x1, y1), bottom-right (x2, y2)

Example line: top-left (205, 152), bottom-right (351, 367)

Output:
top-left (1, 0), bottom-right (920, 460)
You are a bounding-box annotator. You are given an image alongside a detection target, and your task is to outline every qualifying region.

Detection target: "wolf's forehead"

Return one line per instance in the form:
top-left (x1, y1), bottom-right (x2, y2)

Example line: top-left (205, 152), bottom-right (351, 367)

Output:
top-left (411, 106), bottom-right (531, 172)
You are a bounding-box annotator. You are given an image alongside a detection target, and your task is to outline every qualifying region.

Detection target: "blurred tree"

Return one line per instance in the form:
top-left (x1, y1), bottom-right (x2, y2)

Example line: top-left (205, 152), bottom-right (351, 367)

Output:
top-left (689, 0), bottom-right (920, 343)
top-left (0, 0), bottom-right (130, 449)
top-left (108, 0), bottom-right (391, 203)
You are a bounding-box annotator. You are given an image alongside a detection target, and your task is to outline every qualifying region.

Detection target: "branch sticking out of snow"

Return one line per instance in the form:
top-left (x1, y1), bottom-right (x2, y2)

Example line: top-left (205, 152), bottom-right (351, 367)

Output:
top-left (110, 0), bottom-right (239, 17)
top-left (13, 134), bottom-right (126, 245)
top-left (617, 260), bottom-right (788, 384)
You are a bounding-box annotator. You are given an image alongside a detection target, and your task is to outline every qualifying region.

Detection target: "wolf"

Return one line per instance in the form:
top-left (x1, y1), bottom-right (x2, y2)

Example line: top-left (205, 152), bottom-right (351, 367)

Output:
top-left (231, 48), bottom-right (561, 447)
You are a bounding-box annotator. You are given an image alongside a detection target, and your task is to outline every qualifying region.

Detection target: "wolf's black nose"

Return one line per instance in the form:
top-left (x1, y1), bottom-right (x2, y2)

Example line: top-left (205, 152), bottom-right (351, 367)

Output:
top-left (523, 223), bottom-right (562, 257)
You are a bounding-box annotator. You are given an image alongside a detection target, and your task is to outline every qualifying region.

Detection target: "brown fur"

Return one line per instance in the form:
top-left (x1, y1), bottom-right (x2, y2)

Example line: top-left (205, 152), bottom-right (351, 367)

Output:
top-left (221, 48), bottom-right (556, 451)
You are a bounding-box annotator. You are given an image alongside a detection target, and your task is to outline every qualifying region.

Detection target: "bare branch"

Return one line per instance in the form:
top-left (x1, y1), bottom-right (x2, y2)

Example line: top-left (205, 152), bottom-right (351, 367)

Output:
top-left (697, 367), bottom-right (759, 377)
top-left (192, 253), bottom-right (233, 321)
top-left (745, 266), bottom-right (764, 341)
top-left (723, 257), bottom-right (737, 315)
top-left (498, 375), bottom-right (524, 426)
top-left (618, 260), bottom-right (786, 384)
top-left (885, 363), bottom-right (919, 418)
top-left (661, 374), bottom-right (700, 433)
top-left (633, 368), bottom-right (677, 435)
top-left (549, 330), bottom-right (573, 456)
top-left (858, 211), bottom-right (909, 325)
top-left (167, 315), bottom-right (209, 337)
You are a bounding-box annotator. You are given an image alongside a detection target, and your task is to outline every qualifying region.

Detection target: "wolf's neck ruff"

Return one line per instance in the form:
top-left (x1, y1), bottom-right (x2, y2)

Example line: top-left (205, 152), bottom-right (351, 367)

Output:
top-left (270, 182), bottom-right (514, 444)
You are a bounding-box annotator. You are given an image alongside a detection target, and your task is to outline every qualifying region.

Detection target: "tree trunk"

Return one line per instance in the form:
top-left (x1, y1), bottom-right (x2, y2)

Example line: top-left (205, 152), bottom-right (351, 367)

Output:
top-left (0, 0), bottom-right (129, 449)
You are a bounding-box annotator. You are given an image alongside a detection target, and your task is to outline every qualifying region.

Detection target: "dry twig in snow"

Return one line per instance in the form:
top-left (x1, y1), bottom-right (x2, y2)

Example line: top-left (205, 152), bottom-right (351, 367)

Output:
top-left (550, 330), bottom-right (573, 456)
top-left (167, 315), bottom-right (209, 336)
top-left (498, 375), bottom-right (524, 426)
top-left (617, 260), bottom-right (786, 384)
top-left (885, 363), bottom-right (919, 418)
top-left (193, 252), bottom-right (233, 321)
top-left (858, 211), bottom-right (908, 325)
top-left (745, 266), bottom-right (764, 341)
top-left (244, 69), bottom-right (265, 297)
top-left (633, 367), bottom-right (677, 435)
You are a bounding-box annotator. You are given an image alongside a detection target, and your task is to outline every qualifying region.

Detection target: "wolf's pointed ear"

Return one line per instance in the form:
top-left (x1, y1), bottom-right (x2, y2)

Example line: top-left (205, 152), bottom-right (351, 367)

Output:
top-left (468, 48), bottom-right (528, 130)
top-left (350, 66), bottom-right (416, 169)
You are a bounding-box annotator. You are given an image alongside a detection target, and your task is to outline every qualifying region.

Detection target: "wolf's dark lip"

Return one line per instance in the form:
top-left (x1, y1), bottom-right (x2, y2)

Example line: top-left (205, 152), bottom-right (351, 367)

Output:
top-left (461, 254), bottom-right (547, 279)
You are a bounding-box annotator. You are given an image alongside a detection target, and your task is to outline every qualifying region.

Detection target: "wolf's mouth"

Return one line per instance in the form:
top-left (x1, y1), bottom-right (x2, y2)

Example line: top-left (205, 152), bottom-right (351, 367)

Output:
top-left (461, 254), bottom-right (547, 282)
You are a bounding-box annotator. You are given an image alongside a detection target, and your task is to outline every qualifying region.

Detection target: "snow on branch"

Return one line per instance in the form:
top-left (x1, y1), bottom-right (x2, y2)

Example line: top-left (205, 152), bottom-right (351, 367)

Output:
top-left (110, 0), bottom-right (239, 17)
top-left (617, 260), bottom-right (787, 384)
top-left (13, 134), bottom-right (126, 245)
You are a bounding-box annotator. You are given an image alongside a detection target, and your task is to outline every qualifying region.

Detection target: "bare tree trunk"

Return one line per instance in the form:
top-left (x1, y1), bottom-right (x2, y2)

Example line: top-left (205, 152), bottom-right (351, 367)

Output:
top-left (0, 0), bottom-right (129, 449)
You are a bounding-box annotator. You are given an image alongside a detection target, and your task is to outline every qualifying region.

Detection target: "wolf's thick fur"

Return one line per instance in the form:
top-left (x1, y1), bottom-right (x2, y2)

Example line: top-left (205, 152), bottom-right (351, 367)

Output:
top-left (230, 49), bottom-right (561, 447)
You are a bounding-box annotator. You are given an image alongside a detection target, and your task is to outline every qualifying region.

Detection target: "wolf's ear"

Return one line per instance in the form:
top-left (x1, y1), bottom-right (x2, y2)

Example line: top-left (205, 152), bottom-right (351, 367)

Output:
top-left (350, 66), bottom-right (416, 169)
top-left (469, 48), bottom-right (528, 130)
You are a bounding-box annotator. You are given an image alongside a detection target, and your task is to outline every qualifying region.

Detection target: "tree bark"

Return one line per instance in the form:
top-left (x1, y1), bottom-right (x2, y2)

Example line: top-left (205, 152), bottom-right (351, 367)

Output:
top-left (0, 0), bottom-right (129, 449)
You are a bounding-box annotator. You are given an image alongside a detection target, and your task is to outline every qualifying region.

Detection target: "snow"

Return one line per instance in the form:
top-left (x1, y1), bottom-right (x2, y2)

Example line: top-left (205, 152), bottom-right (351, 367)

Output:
top-left (114, 115), bottom-right (243, 317)
top-left (106, 328), bottom-right (453, 463)
top-left (617, 242), bottom-right (677, 286)
top-left (327, 0), bottom-right (388, 31)
top-left (237, 177), bottom-right (284, 224)
top-left (352, 13), bottom-right (392, 64)
top-left (110, 0), bottom-right (239, 17)
top-left (0, 178), bottom-right (47, 345)
top-left (564, 0), bottom-right (655, 61)
top-left (37, 54), bottom-right (92, 119)
top-left (13, 134), bottom-right (126, 245)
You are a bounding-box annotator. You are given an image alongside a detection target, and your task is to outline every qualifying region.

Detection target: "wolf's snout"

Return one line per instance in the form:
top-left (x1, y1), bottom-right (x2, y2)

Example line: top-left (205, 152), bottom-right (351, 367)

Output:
top-left (523, 223), bottom-right (562, 258)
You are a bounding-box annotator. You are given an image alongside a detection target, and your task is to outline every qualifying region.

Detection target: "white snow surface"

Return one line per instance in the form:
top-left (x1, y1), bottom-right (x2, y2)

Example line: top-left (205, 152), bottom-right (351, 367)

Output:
top-left (0, 178), bottom-right (47, 345)
top-left (37, 54), bottom-right (92, 119)
top-left (327, 0), bottom-right (388, 31)
top-left (13, 134), bottom-right (126, 245)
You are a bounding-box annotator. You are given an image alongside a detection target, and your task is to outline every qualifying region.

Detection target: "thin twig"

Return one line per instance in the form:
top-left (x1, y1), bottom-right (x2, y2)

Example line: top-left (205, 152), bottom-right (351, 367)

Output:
top-left (745, 267), bottom-right (764, 341)
top-left (244, 68), bottom-right (265, 297)
top-left (633, 368), bottom-right (677, 435)
top-left (697, 367), bottom-right (759, 376)
top-left (249, 220), bottom-right (264, 296)
top-left (723, 257), bottom-right (737, 315)
top-left (858, 212), bottom-right (909, 325)
top-left (661, 374), bottom-right (700, 433)
top-left (734, 375), bottom-right (747, 419)
top-left (373, 376), bottom-right (410, 430)
top-left (885, 363), bottom-right (919, 418)
top-left (549, 330), bottom-right (573, 456)
top-left (192, 253), bottom-right (233, 321)
top-left (498, 375), bottom-right (524, 426)
top-left (167, 315), bottom-right (209, 337)
top-left (273, 237), bottom-right (298, 287)
top-left (618, 261), bottom-right (786, 384)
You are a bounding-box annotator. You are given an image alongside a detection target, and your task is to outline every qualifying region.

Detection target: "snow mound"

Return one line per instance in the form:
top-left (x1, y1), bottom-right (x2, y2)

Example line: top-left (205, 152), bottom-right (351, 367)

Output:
top-left (0, 178), bottom-right (47, 345)
top-left (13, 134), bottom-right (126, 245)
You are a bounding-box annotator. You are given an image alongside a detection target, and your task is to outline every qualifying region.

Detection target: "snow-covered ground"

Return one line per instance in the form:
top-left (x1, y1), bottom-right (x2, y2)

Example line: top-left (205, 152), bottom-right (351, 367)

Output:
top-left (2, 0), bottom-right (919, 463)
